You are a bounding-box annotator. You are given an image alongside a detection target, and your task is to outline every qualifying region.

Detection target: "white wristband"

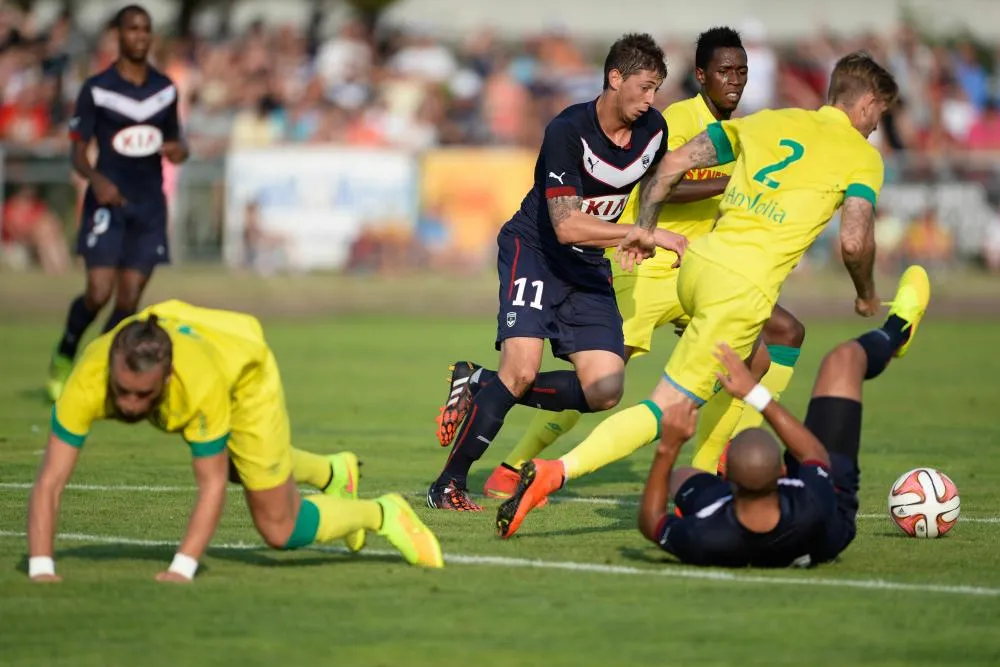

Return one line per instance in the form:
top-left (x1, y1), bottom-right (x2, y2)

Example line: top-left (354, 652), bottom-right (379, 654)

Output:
top-left (744, 384), bottom-right (773, 412)
top-left (29, 556), bottom-right (55, 578)
top-left (167, 553), bottom-right (199, 580)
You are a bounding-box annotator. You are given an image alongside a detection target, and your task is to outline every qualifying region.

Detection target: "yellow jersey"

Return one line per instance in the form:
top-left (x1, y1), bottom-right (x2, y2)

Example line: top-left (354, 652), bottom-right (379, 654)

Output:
top-left (51, 300), bottom-right (269, 457)
top-left (614, 94), bottom-right (732, 277)
top-left (694, 105), bottom-right (884, 301)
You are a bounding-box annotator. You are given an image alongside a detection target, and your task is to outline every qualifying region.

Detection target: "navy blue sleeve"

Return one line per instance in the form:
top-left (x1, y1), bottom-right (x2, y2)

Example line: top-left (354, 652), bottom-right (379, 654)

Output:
top-left (161, 95), bottom-right (181, 142)
top-left (540, 119), bottom-right (583, 199)
top-left (69, 81), bottom-right (96, 143)
top-left (654, 515), bottom-right (701, 563)
top-left (797, 462), bottom-right (838, 520)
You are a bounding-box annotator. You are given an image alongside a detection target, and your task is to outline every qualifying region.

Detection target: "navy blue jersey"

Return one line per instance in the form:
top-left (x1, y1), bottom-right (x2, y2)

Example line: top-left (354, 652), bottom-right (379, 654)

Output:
top-left (503, 100), bottom-right (667, 290)
top-left (656, 463), bottom-right (840, 568)
top-left (69, 65), bottom-right (180, 200)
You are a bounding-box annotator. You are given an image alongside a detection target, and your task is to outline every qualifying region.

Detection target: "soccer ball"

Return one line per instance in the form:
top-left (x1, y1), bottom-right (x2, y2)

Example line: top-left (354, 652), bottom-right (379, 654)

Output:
top-left (888, 467), bottom-right (960, 538)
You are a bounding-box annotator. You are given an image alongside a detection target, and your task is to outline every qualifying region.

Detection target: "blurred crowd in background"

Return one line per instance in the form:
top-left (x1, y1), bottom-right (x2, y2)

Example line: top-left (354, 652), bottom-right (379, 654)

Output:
top-left (2, 3), bottom-right (1000, 276)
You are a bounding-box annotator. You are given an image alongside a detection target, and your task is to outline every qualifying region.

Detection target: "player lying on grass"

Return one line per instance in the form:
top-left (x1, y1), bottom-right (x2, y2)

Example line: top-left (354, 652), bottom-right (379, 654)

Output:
top-left (27, 300), bottom-right (442, 583)
top-left (637, 266), bottom-right (929, 567)
top-left (495, 51), bottom-right (899, 538)
top-left (482, 26), bottom-right (806, 503)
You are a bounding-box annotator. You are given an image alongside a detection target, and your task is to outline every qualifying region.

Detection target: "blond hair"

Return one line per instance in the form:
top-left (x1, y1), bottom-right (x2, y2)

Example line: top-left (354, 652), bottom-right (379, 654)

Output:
top-left (827, 51), bottom-right (899, 106)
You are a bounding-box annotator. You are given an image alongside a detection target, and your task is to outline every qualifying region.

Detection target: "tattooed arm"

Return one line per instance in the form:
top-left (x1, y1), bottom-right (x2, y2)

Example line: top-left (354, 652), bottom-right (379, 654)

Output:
top-left (636, 131), bottom-right (722, 232)
top-left (839, 196), bottom-right (879, 316)
top-left (546, 195), bottom-right (686, 261)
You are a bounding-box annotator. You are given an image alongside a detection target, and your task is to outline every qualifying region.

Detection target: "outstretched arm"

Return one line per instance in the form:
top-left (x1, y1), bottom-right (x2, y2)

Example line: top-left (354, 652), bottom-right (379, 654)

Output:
top-left (27, 433), bottom-right (82, 581)
top-left (636, 131), bottom-right (722, 232)
top-left (839, 196), bottom-right (879, 317)
top-left (714, 343), bottom-right (830, 467)
top-left (546, 195), bottom-right (687, 259)
top-left (667, 176), bottom-right (730, 204)
top-left (156, 450), bottom-right (229, 583)
top-left (638, 403), bottom-right (699, 542)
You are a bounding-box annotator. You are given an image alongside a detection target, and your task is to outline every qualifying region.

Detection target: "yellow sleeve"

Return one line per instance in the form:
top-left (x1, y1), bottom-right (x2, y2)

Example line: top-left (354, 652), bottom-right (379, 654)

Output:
top-left (663, 104), bottom-right (697, 151)
top-left (182, 374), bottom-right (231, 458)
top-left (705, 117), bottom-right (743, 165)
top-left (844, 145), bottom-right (885, 208)
top-left (51, 348), bottom-right (106, 447)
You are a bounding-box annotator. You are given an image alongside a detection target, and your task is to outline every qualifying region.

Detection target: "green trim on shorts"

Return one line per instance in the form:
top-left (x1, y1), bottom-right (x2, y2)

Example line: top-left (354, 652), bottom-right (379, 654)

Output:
top-left (706, 122), bottom-right (735, 164)
top-left (187, 434), bottom-right (229, 458)
top-left (50, 406), bottom-right (86, 448)
top-left (284, 497), bottom-right (320, 549)
top-left (640, 400), bottom-right (664, 440)
top-left (766, 344), bottom-right (802, 367)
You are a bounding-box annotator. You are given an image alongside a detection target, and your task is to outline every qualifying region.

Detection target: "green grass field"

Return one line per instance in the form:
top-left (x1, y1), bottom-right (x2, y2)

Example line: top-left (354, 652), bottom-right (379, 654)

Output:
top-left (2, 304), bottom-right (1000, 665)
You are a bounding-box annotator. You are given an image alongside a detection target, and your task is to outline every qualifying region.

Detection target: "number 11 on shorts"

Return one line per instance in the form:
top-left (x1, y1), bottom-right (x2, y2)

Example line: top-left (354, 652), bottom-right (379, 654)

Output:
top-left (512, 278), bottom-right (544, 310)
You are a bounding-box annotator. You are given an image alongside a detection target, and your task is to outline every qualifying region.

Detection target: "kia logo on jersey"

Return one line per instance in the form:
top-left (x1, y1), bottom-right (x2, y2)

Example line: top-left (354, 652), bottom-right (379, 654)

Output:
top-left (580, 194), bottom-right (628, 221)
top-left (111, 124), bottom-right (164, 157)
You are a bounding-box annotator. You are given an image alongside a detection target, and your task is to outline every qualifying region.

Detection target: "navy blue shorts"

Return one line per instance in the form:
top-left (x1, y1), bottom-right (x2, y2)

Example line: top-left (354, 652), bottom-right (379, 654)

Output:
top-left (494, 229), bottom-right (624, 361)
top-left (76, 190), bottom-right (169, 274)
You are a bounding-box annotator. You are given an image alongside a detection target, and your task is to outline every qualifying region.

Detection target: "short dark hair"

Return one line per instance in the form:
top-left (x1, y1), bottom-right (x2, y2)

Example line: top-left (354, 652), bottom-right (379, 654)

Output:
top-left (113, 4), bottom-right (150, 30)
top-left (109, 314), bottom-right (172, 373)
top-left (828, 51), bottom-right (899, 106)
top-left (695, 27), bottom-right (745, 70)
top-left (603, 33), bottom-right (667, 89)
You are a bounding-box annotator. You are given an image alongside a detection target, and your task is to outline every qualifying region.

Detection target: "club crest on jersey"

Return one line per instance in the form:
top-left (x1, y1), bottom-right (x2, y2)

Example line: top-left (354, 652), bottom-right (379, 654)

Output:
top-left (112, 124), bottom-right (164, 157)
top-left (506, 312), bottom-right (517, 327)
top-left (580, 130), bottom-right (662, 188)
top-left (580, 194), bottom-right (628, 221)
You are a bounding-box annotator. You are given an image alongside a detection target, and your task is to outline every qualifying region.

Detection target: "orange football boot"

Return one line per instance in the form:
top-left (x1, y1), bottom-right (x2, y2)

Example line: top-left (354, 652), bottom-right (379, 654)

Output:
top-left (495, 459), bottom-right (564, 538)
top-left (483, 464), bottom-right (548, 507)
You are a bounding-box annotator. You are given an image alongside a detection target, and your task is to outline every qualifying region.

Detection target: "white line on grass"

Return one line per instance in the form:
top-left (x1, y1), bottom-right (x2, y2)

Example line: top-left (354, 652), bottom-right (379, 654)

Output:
top-left (0, 529), bottom-right (996, 598)
top-left (3, 482), bottom-right (998, 525)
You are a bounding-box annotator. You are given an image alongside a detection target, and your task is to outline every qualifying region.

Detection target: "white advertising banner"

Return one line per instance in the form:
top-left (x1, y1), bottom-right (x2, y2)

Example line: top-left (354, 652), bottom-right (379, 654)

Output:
top-left (224, 146), bottom-right (418, 270)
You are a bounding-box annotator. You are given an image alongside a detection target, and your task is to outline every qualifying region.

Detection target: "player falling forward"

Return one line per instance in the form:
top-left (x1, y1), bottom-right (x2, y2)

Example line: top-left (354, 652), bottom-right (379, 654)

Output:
top-left (27, 301), bottom-right (442, 583)
top-left (427, 34), bottom-right (687, 511)
top-left (48, 4), bottom-right (187, 401)
top-left (498, 51), bottom-right (899, 538)
top-left (638, 266), bottom-right (929, 567)
top-left (483, 27), bottom-right (806, 502)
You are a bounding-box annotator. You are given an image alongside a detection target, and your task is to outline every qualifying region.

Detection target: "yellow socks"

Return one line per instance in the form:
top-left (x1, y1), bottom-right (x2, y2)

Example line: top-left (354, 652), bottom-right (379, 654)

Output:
top-left (560, 401), bottom-right (661, 481)
top-left (286, 495), bottom-right (383, 547)
top-left (291, 448), bottom-right (333, 489)
top-left (690, 344), bottom-right (800, 472)
top-left (503, 410), bottom-right (582, 469)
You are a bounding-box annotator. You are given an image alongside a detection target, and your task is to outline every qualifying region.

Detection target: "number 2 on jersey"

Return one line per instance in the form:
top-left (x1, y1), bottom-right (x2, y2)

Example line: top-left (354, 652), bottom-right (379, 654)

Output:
top-left (753, 139), bottom-right (805, 189)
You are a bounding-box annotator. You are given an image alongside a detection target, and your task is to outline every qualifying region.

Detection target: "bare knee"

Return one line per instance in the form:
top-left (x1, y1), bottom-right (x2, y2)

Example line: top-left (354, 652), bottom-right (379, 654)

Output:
top-left (583, 374), bottom-right (624, 412)
top-left (498, 359), bottom-right (539, 397)
top-left (246, 484), bottom-right (298, 549)
top-left (257, 520), bottom-right (295, 549)
top-left (763, 308), bottom-right (806, 349)
top-left (821, 341), bottom-right (866, 375)
top-left (115, 272), bottom-right (149, 311)
top-left (84, 278), bottom-right (114, 311)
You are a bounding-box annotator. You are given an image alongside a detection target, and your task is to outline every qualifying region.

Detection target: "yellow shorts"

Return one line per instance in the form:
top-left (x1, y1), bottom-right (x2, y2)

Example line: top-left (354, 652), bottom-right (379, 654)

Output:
top-left (663, 251), bottom-right (772, 403)
top-left (614, 271), bottom-right (690, 357)
top-left (228, 349), bottom-right (294, 492)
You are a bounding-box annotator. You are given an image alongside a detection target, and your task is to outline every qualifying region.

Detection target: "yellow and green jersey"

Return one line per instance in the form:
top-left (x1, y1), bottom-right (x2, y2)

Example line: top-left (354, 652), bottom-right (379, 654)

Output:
top-left (614, 94), bottom-right (733, 277)
top-left (51, 300), bottom-right (269, 457)
top-left (694, 104), bottom-right (884, 301)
